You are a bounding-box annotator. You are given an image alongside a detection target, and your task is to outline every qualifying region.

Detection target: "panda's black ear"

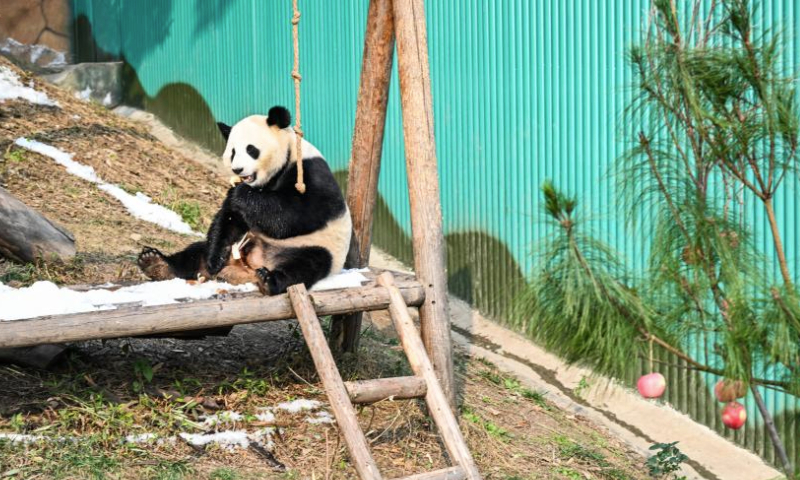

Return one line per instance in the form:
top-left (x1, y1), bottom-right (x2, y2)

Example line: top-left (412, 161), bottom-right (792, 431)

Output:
top-left (266, 106), bottom-right (292, 129)
top-left (217, 122), bottom-right (232, 141)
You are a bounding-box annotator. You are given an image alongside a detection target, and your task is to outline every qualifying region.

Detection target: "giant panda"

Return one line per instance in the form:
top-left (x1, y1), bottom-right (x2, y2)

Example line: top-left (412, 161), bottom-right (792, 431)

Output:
top-left (137, 106), bottom-right (352, 295)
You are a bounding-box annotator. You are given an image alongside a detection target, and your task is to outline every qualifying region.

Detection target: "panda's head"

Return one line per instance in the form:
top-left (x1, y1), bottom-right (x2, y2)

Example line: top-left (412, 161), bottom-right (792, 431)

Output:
top-left (217, 106), bottom-right (293, 187)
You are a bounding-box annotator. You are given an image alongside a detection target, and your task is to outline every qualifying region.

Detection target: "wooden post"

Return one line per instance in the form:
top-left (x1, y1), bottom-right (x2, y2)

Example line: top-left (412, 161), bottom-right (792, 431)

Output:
top-left (334, 0), bottom-right (397, 354)
top-left (392, 0), bottom-right (455, 406)
top-left (377, 273), bottom-right (480, 480)
top-left (288, 285), bottom-right (382, 480)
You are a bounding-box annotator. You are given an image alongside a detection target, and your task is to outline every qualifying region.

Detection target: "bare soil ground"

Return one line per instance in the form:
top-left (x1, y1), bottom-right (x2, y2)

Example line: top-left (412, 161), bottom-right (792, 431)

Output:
top-left (0, 57), bottom-right (651, 479)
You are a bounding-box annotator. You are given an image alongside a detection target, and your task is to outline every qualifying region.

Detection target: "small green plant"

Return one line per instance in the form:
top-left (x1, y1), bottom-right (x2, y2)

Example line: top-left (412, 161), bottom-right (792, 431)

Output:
top-left (553, 466), bottom-right (583, 480)
top-left (646, 441), bottom-right (688, 479)
top-left (133, 358), bottom-right (154, 393)
top-left (574, 376), bottom-right (591, 398)
top-left (462, 407), bottom-right (510, 440)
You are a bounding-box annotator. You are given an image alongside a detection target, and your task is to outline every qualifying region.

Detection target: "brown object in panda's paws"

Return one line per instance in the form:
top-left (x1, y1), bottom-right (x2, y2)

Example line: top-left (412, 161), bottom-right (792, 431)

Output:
top-left (229, 175), bottom-right (242, 187)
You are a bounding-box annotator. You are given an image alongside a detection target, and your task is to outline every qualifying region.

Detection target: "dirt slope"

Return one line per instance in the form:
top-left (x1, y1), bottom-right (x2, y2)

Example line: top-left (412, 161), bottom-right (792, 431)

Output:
top-left (0, 56), bottom-right (225, 285)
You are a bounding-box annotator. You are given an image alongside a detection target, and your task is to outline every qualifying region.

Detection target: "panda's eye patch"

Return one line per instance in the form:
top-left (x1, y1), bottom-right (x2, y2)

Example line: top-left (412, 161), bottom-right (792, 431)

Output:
top-left (246, 145), bottom-right (260, 159)
top-left (231, 148), bottom-right (236, 160)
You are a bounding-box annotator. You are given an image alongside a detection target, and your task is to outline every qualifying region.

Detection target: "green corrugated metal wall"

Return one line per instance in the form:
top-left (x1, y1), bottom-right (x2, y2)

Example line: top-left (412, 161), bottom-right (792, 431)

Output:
top-left (70, 0), bottom-right (800, 468)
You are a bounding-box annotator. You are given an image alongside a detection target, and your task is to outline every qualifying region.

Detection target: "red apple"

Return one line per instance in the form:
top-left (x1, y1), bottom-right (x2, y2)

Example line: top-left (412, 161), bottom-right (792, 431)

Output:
top-left (714, 379), bottom-right (747, 402)
top-left (637, 372), bottom-right (666, 398)
top-left (722, 401), bottom-right (747, 429)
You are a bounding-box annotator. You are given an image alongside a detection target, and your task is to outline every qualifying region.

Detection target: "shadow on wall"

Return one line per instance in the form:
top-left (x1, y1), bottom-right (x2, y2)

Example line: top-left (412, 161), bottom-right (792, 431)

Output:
top-left (334, 172), bottom-right (527, 321)
top-left (71, 1), bottom-right (172, 66)
top-left (192, 0), bottom-right (237, 40)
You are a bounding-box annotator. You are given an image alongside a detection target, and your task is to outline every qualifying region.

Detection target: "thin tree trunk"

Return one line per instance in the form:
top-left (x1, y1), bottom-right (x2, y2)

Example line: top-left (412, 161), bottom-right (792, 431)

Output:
top-left (764, 198), bottom-right (793, 288)
top-left (750, 384), bottom-right (794, 476)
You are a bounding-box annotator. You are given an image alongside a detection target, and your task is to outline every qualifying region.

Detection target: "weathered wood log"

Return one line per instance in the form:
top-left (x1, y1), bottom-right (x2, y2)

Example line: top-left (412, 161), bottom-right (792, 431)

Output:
top-left (378, 273), bottom-right (480, 480)
top-left (345, 375), bottom-right (426, 404)
top-left (396, 466), bottom-right (466, 480)
top-left (288, 284), bottom-right (382, 480)
top-left (392, 0), bottom-right (455, 407)
top-left (0, 280), bottom-right (425, 349)
top-left (0, 344), bottom-right (67, 369)
top-left (348, 0), bottom-right (395, 267)
top-left (332, 0), bottom-right (397, 355)
top-left (0, 186), bottom-right (75, 263)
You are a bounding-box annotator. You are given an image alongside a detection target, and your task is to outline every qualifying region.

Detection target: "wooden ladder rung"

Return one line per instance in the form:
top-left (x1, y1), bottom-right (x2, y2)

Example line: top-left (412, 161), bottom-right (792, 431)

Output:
top-left (394, 466), bottom-right (466, 480)
top-left (288, 274), bottom-right (481, 480)
top-left (345, 376), bottom-right (427, 404)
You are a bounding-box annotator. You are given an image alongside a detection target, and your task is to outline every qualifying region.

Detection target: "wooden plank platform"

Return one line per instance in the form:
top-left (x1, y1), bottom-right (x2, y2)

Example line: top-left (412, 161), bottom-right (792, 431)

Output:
top-left (0, 272), bottom-right (424, 349)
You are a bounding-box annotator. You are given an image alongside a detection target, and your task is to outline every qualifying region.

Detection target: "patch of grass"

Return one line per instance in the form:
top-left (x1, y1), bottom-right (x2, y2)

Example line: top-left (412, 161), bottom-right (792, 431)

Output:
top-left (462, 407), bottom-right (510, 440)
top-left (117, 182), bottom-right (141, 195)
top-left (3, 148), bottom-right (27, 163)
top-left (0, 262), bottom-right (36, 285)
top-left (172, 200), bottom-right (202, 230)
top-left (210, 468), bottom-right (241, 480)
top-left (553, 466), bottom-right (583, 480)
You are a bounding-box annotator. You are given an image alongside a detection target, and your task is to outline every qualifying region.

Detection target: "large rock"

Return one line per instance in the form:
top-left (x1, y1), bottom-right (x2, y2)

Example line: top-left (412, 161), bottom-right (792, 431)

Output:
top-left (44, 62), bottom-right (123, 108)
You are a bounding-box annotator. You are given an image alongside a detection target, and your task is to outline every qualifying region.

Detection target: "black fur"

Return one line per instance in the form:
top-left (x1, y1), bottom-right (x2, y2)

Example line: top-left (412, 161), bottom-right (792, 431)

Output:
top-left (256, 247), bottom-right (332, 295)
top-left (266, 106), bottom-right (292, 129)
top-left (157, 154), bottom-right (346, 292)
top-left (246, 144), bottom-right (260, 159)
top-left (217, 122), bottom-right (232, 140)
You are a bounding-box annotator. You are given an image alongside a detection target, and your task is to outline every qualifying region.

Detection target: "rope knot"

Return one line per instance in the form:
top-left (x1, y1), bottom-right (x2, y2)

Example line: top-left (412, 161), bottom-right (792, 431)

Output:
top-left (292, 12), bottom-right (301, 25)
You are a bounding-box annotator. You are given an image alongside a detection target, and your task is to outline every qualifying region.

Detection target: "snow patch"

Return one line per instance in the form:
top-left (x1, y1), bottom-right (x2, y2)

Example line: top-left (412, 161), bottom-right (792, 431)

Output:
top-left (179, 431), bottom-right (249, 449)
top-left (1, 38), bottom-right (66, 68)
top-left (76, 87), bottom-right (92, 101)
top-left (14, 138), bottom-right (201, 236)
top-left (0, 433), bottom-right (44, 444)
top-left (0, 66), bottom-right (58, 106)
top-left (306, 411), bottom-right (335, 425)
top-left (277, 399), bottom-right (322, 413)
top-left (201, 411), bottom-right (243, 428)
top-left (0, 278), bottom-right (257, 321)
top-left (125, 433), bottom-right (158, 444)
top-left (312, 268), bottom-right (369, 291)
top-left (255, 410), bottom-right (276, 423)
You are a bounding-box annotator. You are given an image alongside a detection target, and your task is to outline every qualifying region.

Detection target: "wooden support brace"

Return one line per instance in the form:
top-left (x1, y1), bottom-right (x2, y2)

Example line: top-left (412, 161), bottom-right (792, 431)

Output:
top-left (392, 0), bottom-right (455, 407)
top-left (345, 375), bottom-right (426, 404)
top-left (288, 284), bottom-right (383, 480)
top-left (378, 273), bottom-right (480, 480)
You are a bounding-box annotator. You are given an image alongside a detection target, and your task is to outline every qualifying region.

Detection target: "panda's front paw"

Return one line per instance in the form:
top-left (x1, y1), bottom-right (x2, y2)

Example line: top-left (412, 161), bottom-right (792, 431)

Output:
top-left (255, 267), bottom-right (273, 296)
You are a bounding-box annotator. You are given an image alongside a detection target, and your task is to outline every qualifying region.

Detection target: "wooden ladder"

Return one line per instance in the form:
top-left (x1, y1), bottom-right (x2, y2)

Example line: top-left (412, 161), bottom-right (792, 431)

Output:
top-left (287, 272), bottom-right (481, 480)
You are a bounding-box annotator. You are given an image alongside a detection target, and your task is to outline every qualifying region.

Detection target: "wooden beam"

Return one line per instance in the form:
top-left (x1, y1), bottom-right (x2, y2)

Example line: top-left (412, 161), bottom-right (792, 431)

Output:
top-left (378, 273), bottom-right (480, 480)
top-left (392, 0), bottom-right (455, 407)
top-left (0, 280), bottom-right (425, 349)
top-left (348, 0), bottom-right (395, 267)
top-left (336, 0), bottom-right (397, 354)
top-left (345, 375), bottom-right (426, 404)
top-left (288, 284), bottom-right (383, 480)
top-left (0, 186), bottom-right (75, 263)
top-left (395, 466), bottom-right (466, 480)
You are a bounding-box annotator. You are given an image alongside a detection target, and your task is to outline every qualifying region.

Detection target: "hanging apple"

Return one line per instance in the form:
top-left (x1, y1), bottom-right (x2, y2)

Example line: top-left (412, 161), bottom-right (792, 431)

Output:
top-left (714, 379), bottom-right (747, 403)
top-left (637, 372), bottom-right (666, 398)
top-left (722, 401), bottom-right (747, 429)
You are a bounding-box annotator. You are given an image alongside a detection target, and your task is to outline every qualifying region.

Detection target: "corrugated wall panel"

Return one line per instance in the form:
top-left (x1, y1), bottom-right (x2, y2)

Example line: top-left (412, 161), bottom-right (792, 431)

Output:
top-left (70, 0), bottom-right (800, 467)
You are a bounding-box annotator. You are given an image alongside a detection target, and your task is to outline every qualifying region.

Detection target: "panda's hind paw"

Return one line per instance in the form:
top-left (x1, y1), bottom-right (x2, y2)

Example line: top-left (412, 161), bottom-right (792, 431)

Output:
top-left (137, 247), bottom-right (175, 281)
